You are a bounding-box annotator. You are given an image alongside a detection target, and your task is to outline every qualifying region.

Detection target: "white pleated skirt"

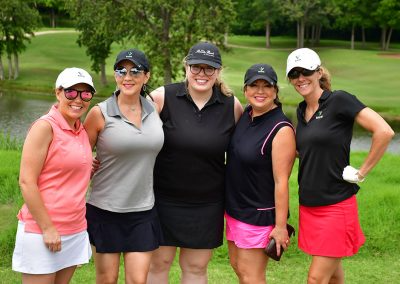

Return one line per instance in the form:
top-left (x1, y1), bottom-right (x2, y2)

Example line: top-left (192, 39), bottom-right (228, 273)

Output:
top-left (12, 221), bottom-right (92, 274)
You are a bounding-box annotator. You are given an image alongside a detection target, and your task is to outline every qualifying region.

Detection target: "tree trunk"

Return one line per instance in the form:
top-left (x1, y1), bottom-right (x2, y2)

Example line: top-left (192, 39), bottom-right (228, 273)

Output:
top-left (351, 24), bottom-right (355, 50)
top-left (224, 32), bottom-right (228, 47)
top-left (310, 25), bottom-right (316, 46)
top-left (0, 57), bottom-right (4, 80)
top-left (161, 8), bottom-right (172, 84)
top-left (316, 24), bottom-right (321, 45)
top-left (297, 21), bottom-right (300, 48)
top-left (7, 55), bottom-right (13, 80)
top-left (265, 21), bottom-right (271, 49)
top-left (385, 27), bottom-right (393, 51)
top-left (100, 63), bottom-right (107, 86)
top-left (381, 27), bottom-right (386, 50)
top-left (361, 26), bottom-right (366, 48)
top-left (51, 8), bottom-right (56, 28)
top-left (13, 53), bottom-right (18, 79)
top-left (299, 18), bottom-right (305, 48)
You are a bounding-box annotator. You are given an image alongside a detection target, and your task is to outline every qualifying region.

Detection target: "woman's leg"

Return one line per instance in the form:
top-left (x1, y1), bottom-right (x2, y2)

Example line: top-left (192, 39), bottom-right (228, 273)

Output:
top-left (227, 241), bottom-right (239, 276)
top-left (179, 248), bottom-right (213, 284)
top-left (229, 244), bottom-right (268, 284)
top-left (54, 266), bottom-right (77, 284)
top-left (93, 247), bottom-right (121, 284)
top-left (308, 256), bottom-right (344, 284)
top-left (124, 251), bottom-right (153, 284)
top-left (147, 246), bottom-right (177, 284)
top-left (22, 273), bottom-right (55, 284)
top-left (22, 266), bottom-right (77, 284)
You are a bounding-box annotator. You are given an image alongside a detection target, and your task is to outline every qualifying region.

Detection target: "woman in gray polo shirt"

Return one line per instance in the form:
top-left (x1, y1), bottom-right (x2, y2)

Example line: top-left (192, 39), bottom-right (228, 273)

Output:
top-left (84, 49), bottom-right (164, 284)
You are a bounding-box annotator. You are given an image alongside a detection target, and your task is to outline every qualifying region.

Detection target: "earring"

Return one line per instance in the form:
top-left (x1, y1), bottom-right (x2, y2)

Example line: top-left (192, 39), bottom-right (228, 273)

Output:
top-left (142, 84), bottom-right (147, 92)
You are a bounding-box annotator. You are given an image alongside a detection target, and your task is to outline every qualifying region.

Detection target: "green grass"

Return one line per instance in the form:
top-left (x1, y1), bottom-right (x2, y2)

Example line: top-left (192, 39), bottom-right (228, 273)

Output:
top-left (0, 32), bottom-right (400, 118)
top-left (1, 149), bottom-right (399, 283)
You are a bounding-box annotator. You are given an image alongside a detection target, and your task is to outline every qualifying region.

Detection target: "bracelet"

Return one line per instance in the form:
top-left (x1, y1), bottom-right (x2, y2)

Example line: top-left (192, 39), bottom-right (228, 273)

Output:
top-left (357, 171), bottom-right (366, 182)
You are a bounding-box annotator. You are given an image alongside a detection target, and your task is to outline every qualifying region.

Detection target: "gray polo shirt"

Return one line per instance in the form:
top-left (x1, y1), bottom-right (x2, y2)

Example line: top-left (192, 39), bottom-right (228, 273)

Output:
top-left (87, 93), bottom-right (164, 212)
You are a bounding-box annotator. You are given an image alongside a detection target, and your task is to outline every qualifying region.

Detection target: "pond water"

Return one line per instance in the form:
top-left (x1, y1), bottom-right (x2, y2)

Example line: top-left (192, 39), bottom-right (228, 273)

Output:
top-left (0, 90), bottom-right (399, 154)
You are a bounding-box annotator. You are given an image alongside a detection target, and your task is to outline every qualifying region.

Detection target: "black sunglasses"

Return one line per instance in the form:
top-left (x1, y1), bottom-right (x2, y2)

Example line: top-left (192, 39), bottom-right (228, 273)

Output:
top-left (288, 68), bottom-right (319, 80)
top-left (64, 89), bottom-right (94, 102)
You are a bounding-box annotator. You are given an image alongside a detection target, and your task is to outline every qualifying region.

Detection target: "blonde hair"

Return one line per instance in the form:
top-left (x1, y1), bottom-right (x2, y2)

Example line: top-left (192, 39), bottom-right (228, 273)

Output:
top-left (319, 66), bottom-right (331, 91)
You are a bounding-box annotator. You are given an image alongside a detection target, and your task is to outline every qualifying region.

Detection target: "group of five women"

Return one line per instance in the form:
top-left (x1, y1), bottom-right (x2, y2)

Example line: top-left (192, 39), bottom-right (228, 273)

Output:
top-left (12, 42), bottom-right (394, 284)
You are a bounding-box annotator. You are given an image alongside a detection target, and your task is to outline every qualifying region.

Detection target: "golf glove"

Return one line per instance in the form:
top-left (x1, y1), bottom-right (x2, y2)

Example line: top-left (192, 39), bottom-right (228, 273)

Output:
top-left (342, 165), bottom-right (365, 183)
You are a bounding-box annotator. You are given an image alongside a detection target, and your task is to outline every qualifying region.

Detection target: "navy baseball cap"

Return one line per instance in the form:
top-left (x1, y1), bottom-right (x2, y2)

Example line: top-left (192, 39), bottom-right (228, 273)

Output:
top-left (186, 42), bottom-right (222, 68)
top-left (113, 49), bottom-right (150, 71)
top-left (244, 63), bottom-right (278, 86)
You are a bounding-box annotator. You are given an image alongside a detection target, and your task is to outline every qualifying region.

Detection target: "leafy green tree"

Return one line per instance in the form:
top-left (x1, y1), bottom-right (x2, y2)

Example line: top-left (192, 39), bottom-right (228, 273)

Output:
top-left (373, 0), bottom-right (400, 50)
top-left (35, 0), bottom-right (66, 28)
top-left (121, 0), bottom-right (235, 85)
top-left (280, 0), bottom-right (321, 48)
top-left (0, 0), bottom-right (40, 80)
top-left (66, 0), bottom-right (124, 86)
top-left (251, 0), bottom-right (281, 48)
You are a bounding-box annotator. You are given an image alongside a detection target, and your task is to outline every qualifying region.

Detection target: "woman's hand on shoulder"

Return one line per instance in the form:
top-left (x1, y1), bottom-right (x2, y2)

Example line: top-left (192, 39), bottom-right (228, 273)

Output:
top-left (151, 86), bottom-right (165, 114)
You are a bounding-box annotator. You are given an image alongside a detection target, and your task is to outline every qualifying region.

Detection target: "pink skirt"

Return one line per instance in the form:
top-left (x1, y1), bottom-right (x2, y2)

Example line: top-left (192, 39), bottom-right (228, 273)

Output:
top-left (225, 213), bottom-right (274, 249)
top-left (298, 195), bottom-right (365, 257)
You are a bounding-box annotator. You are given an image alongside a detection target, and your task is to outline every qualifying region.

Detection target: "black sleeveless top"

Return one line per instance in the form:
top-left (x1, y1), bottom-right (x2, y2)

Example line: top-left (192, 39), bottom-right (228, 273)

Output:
top-left (154, 82), bottom-right (235, 204)
top-left (225, 105), bottom-right (293, 226)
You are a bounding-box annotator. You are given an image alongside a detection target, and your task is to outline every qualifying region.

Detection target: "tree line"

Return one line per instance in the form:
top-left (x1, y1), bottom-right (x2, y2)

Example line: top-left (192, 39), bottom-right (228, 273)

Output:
top-left (0, 0), bottom-right (399, 85)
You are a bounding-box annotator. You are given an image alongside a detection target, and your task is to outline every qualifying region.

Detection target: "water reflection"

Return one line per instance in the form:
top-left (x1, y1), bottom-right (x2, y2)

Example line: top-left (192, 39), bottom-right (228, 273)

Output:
top-left (0, 91), bottom-right (55, 142)
top-left (0, 90), bottom-right (399, 154)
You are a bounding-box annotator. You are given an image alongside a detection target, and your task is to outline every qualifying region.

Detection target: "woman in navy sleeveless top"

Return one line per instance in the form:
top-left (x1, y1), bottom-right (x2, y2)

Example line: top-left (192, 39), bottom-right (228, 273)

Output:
top-left (225, 64), bottom-right (296, 283)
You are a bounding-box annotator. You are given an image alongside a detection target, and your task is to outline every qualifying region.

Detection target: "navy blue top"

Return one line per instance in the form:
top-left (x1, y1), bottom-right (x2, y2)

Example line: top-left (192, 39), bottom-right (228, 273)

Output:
top-left (225, 105), bottom-right (293, 226)
top-left (154, 82), bottom-right (235, 204)
top-left (296, 90), bottom-right (366, 206)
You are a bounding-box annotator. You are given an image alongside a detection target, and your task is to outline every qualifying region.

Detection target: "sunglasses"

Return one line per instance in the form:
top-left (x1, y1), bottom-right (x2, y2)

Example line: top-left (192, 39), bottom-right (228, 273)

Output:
top-left (64, 88), bottom-right (94, 102)
top-left (288, 68), bottom-right (319, 80)
top-left (189, 65), bottom-right (216, 76)
top-left (115, 67), bottom-right (144, 77)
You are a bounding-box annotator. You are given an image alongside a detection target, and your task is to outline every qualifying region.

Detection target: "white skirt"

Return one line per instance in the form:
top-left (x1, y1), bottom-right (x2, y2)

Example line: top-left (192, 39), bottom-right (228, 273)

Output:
top-left (12, 221), bottom-right (92, 274)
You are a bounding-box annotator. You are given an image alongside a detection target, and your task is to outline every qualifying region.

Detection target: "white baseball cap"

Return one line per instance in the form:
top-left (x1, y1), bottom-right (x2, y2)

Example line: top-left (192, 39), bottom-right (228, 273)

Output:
top-left (55, 67), bottom-right (96, 92)
top-left (286, 48), bottom-right (321, 76)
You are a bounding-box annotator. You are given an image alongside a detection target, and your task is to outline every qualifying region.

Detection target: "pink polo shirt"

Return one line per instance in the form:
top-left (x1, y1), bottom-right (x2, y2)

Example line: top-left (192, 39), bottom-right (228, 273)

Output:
top-left (18, 105), bottom-right (92, 235)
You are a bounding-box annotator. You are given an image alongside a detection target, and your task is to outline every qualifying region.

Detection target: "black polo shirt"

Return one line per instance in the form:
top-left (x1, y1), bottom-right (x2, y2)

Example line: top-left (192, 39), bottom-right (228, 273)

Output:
top-left (296, 90), bottom-right (366, 206)
top-left (225, 105), bottom-right (293, 226)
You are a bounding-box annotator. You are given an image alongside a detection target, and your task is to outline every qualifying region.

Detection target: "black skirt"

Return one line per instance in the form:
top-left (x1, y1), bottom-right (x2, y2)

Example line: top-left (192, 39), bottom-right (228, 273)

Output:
top-left (86, 204), bottom-right (164, 253)
top-left (155, 200), bottom-right (224, 249)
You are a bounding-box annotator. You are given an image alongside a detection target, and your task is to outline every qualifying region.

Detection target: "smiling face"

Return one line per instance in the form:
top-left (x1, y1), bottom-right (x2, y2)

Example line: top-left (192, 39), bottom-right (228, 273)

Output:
top-left (244, 79), bottom-right (277, 116)
top-left (114, 60), bottom-right (150, 96)
top-left (56, 82), bottom-right (92, 128)
top-left (185, 63), bottom-right (220, 93)
top-left (289, 67), bottom-right (322, 98)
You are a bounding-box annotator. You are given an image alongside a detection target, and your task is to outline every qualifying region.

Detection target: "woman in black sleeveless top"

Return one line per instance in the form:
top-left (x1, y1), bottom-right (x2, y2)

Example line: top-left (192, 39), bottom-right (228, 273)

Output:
top-left (147, 42), bottom-right (243, 283)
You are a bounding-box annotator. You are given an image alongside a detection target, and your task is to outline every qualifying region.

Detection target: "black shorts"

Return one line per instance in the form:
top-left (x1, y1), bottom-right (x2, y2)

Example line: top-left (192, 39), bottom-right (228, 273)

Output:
top-left (86, 204), bottom-right (164, 253)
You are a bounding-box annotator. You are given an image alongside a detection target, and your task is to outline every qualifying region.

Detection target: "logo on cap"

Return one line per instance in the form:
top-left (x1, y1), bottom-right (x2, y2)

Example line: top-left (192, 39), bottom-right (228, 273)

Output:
top-left (258, 67), bottom-right (265, 73)
top-left (295, 55), bottom-right (302, 62)
top-left (126, 51), bottom-right (133, 58)
top-left (77, 71), bottom-right (85, 77)
top-left (195, 49), bottom-right (215, 57)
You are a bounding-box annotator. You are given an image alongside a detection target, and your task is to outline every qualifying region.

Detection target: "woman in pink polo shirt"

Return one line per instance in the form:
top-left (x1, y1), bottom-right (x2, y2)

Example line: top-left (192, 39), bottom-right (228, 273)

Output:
top-left (12, 68), bottom-right (95, 283)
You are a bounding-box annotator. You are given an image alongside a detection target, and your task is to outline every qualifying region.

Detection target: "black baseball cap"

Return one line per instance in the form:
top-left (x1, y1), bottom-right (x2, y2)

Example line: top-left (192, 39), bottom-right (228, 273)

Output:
top-left (186, 42), bottom-right (222, 68)
top-left (113, 49), bottom-right (150, 71)
top-left (244, 63), bottom-right (278, 86)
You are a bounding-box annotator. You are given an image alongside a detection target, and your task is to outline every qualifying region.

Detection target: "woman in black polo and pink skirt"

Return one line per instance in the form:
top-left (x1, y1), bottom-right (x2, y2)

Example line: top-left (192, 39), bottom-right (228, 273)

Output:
top-left (286, 48), bottom-right (394, 283)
